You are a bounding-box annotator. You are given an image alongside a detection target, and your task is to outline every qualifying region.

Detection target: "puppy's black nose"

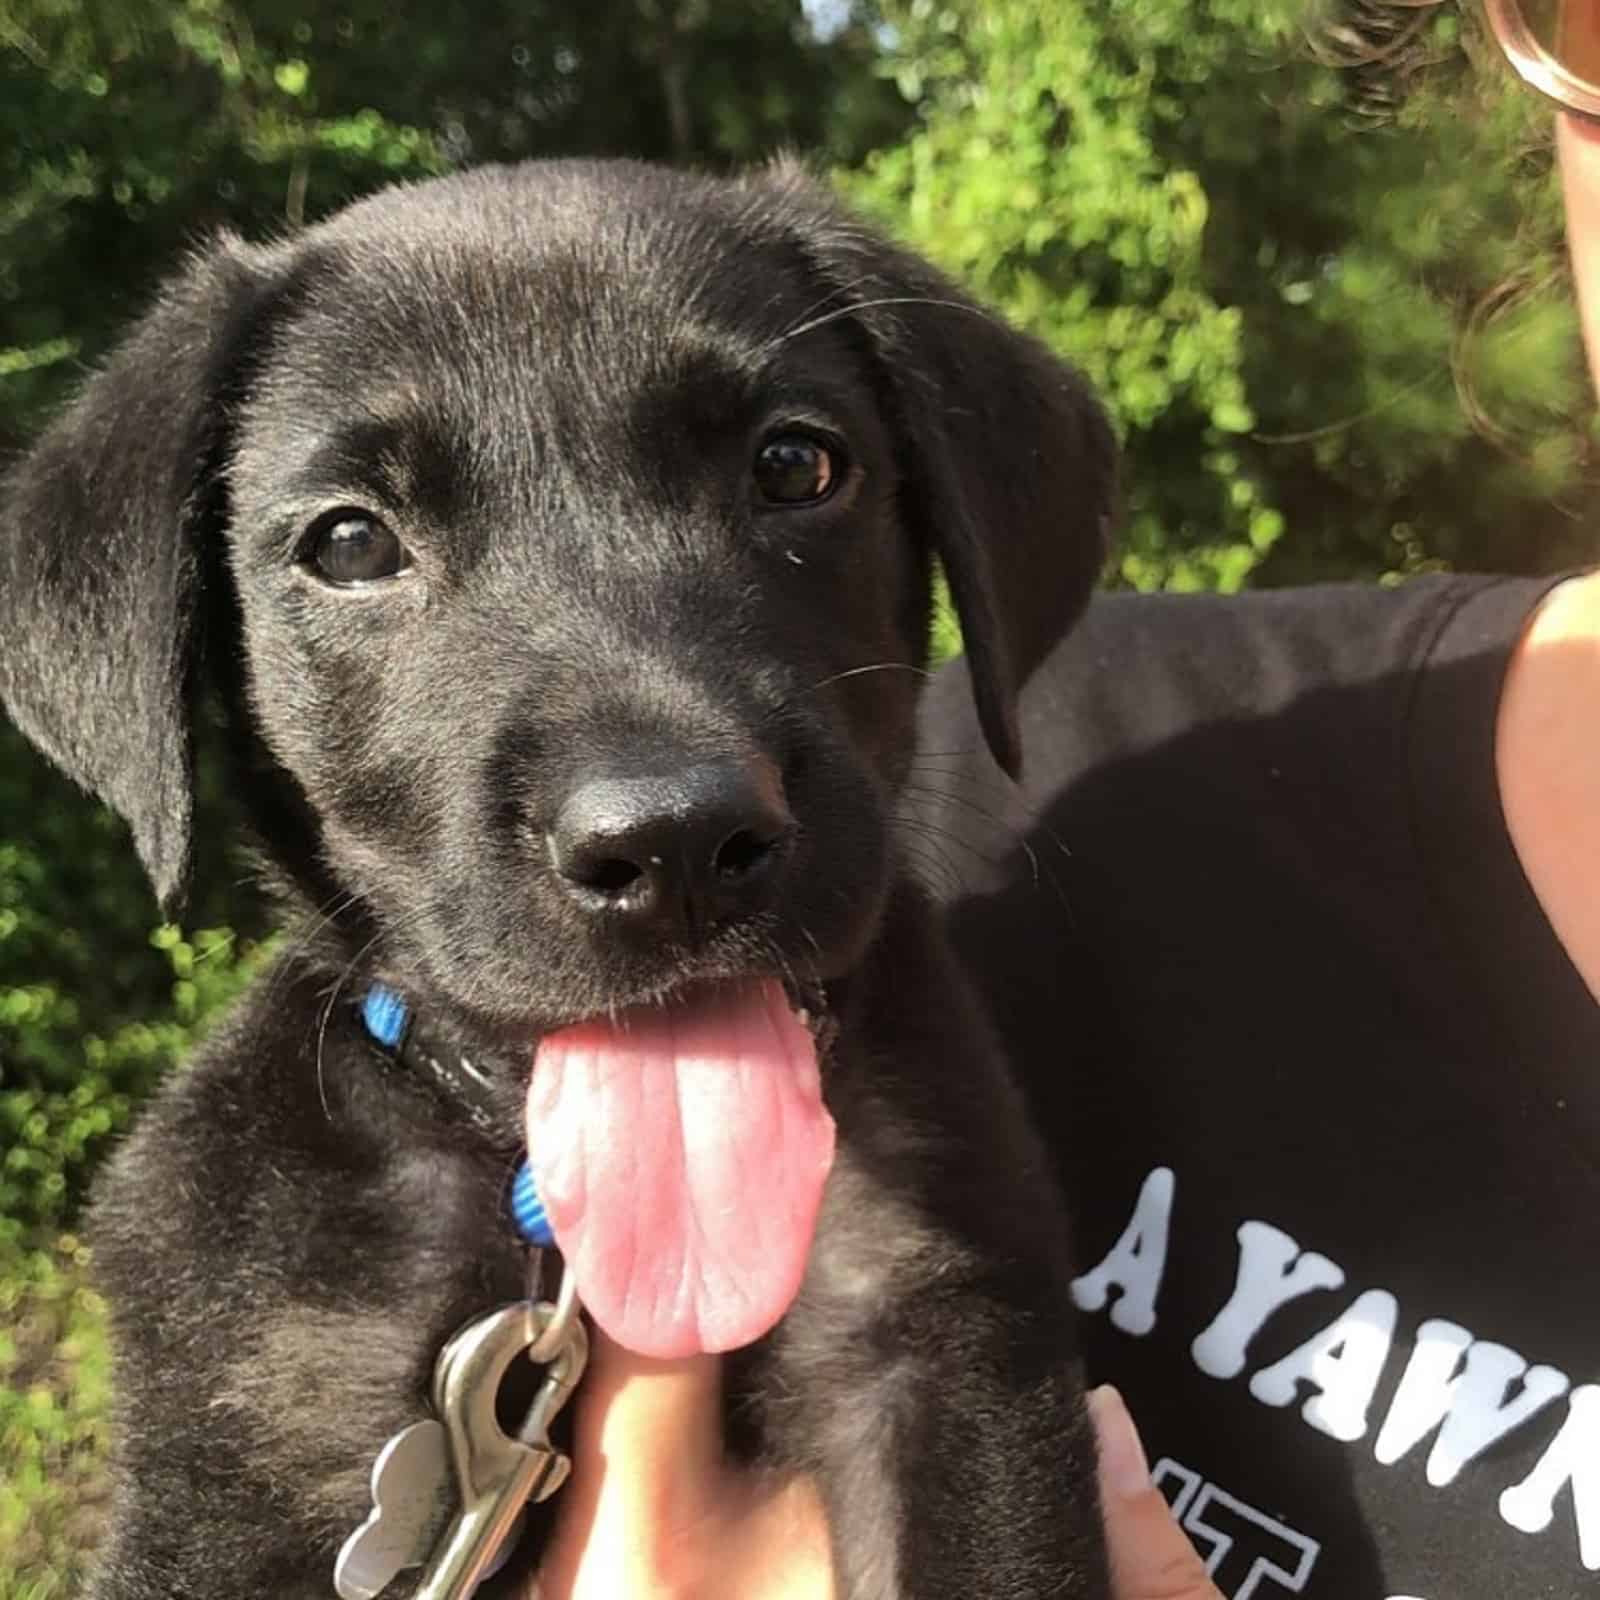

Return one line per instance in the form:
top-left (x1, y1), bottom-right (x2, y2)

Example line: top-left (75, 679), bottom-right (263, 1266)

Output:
top-left (549, 758), bottom-right (794, 934)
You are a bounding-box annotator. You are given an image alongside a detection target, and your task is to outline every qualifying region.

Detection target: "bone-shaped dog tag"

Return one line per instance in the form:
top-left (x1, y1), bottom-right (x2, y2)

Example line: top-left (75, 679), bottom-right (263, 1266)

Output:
top-left (336, 1300), bottom-right (585, 1600)
top-left (334, 1418), bottom-right (454, 1600)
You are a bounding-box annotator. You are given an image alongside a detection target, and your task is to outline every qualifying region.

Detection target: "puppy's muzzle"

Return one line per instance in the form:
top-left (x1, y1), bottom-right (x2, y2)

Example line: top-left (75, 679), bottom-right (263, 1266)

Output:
top-left (547, 754), bottom-right (795, 939)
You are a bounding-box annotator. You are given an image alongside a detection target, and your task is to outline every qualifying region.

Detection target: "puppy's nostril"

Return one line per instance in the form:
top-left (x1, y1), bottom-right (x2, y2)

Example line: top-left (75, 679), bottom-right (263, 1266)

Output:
top-left (575, 855), bottom-right (646, 896)
top-left (715, 827), bottom-right (779, 882)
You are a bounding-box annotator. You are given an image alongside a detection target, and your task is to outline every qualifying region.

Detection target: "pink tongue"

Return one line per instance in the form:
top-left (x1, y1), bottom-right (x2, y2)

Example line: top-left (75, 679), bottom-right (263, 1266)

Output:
top-left (526, 979), bottom-right (836, 1359)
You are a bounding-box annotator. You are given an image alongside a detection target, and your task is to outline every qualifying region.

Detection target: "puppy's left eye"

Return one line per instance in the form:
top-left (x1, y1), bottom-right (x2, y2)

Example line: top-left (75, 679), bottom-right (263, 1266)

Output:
top-left (303, 513), bottom-right (411, 585)
top-left (753, 433), bottom-right (839, 506)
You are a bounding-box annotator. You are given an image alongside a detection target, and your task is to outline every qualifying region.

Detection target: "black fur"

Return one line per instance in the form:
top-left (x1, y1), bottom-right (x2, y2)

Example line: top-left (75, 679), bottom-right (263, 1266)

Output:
top-left (0, 159), bottom-right (1114, 1600)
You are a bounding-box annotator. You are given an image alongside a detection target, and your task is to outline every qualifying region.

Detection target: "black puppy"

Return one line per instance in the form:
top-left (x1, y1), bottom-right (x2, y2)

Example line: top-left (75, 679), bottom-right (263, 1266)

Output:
top-left (0, 160), bottom-right (1114, 1599)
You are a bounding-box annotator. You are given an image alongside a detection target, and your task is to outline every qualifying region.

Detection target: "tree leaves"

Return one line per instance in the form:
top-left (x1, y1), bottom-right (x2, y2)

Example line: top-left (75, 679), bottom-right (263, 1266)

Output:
top-left (849, 0), bottom-right (1598, 588)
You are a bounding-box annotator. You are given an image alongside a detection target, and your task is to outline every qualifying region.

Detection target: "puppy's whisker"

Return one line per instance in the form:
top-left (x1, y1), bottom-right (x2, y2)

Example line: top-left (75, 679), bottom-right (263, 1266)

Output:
top-left (772, 271), bottom-right (881, 342)
top-left (190, 929), bottom-right (238, 966)
top-left (783, 922), bottom-right (825, 991)
top-left (281, 889), bottom-right (364, 964)
top-left (310, 906), bottom-right (429, 1125)
top-left (889, 819), bottom-right (980, 894)
top-left (761, 935), bottom-right (807, 1008)
top-left (896, 789), bottom-right (1052, 891)
top-left (889, 836), bottom-right (965, 902)
top-left (255, 889), bottom-right (365, 1013)
top-left (810, 662), bottom-right (931, 694)
top-left (775, 296), bottom-right (991, 347)
top-left (897, 778), bottom-right (1021, 832)
top-left (906, 755), bottom-right (988, 771)
top-left (890, 809), bottom-right (1015, 874)
top-left (891, 800), bottom-right (1004, 843)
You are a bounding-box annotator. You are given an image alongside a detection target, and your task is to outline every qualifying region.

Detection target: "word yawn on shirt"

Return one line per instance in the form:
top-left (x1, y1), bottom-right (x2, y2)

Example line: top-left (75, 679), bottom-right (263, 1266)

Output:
top-left (1072, 1166), bottom-right (1599, 1577)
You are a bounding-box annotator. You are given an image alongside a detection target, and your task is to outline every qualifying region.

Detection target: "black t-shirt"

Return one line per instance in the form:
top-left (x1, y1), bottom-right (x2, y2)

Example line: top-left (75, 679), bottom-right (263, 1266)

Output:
top-left (916, 575), bottom-right (1600, 1600)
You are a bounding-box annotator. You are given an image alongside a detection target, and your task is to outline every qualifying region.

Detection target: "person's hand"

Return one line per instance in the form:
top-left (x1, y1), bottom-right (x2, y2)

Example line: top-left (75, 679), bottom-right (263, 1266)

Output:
top-left (1089, 1386), bottom-right (1225, 1600)
top-left (532, 1329), bottom-right (834, 1600)
top-left (532, 1337), bottom-right (1217, 1600)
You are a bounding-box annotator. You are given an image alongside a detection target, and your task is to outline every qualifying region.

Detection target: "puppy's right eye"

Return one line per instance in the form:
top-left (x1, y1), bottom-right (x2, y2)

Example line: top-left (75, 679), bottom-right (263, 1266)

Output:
top-left (303, 513), bottom-right (411, 586)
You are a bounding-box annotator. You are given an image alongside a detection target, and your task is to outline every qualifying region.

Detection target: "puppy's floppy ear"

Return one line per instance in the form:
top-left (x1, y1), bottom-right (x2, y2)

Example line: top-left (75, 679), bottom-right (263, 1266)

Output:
top-left (0, 236), bottom-right (274, 907)
top-left (766, 172), bottom-right (1117, 777)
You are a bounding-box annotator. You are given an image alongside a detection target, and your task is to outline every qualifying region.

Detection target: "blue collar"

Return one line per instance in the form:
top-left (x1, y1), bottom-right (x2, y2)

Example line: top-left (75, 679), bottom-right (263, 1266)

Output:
top-left (359, 981), bottom-right (499, 1128)
top-left (359, 981), bottom-right (552, 1249)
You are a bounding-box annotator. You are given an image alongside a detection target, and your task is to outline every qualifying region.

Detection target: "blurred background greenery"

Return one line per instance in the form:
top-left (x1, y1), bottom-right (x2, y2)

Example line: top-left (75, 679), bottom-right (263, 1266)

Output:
top-left (0, 0), bottom-right (1593, 1589)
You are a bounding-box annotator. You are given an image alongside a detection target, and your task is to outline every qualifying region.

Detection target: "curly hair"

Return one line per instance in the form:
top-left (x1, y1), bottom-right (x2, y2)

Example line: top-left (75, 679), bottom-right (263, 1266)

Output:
top-left (1307, 0), bottom-right (1462, 118)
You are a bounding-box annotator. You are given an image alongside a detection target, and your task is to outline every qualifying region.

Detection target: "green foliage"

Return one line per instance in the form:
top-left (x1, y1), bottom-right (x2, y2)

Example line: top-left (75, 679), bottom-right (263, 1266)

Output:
top-left (0, 0), bottom-right (906, 445)
top-left (849, 0), bottom-right (1598, 589)
top-left (849, 0), bottom-right (1281, 591)
top-left (846, 0), bottom-right (1283, 589)
top-left (0, 723), bottom-right (263, 1243)
top-left (0, 1235), bottom-right (108, 1596)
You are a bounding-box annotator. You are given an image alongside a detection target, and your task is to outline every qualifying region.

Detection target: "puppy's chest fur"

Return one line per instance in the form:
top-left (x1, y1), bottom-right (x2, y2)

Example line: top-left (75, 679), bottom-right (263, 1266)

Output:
top-left (0, 158), bottom-right (1115, 1598)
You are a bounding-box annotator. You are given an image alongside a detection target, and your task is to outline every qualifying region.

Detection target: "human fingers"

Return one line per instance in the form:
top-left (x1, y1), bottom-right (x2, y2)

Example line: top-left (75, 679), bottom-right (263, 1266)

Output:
top-left (535, 1328), bottom-right (834, 1600)
top-left (1089, 1386), bottom-right (1225, 1600)
top-left (533, 1328), bottom-right (723, 1598)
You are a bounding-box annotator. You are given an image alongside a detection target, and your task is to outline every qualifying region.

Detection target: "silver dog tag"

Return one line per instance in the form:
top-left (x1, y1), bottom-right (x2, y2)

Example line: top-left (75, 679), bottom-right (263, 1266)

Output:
top-left (334, 1417), bottom-right (455, 1599)
top-left (335, 1291), bottom-right (588, 1600)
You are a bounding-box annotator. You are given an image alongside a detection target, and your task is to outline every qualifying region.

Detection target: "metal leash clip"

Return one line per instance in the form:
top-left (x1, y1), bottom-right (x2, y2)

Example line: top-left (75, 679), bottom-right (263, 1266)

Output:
top-left (335, 1258), bottom-right (588, 1600)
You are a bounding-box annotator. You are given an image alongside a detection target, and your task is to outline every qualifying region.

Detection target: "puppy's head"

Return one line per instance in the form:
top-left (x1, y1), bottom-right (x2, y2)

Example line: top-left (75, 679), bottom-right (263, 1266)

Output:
top-left (0, 160), bottom-right (1113, 1038)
